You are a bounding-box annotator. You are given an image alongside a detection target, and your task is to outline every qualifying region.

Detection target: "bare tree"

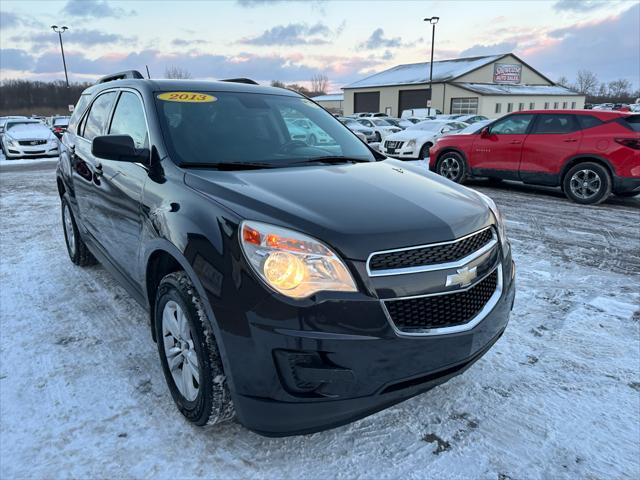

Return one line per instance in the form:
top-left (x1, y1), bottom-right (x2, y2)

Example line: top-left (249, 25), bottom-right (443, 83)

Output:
top-left (607, 79), bottom-right (632, 98)
top-left (310, 74), bottom-right (328, 95)
top-left (285, 83), bottom-right (311, 96)
top-left (574, 70), bottom-right (598, 95)
top-left (597, 82), bottom-right (608, 97)
top-left (556, 76), bottom-right (569, 87)
top-left (270, 80), bottom-right (285, 88)
top-left (165, 66), bottom-right (192, 79)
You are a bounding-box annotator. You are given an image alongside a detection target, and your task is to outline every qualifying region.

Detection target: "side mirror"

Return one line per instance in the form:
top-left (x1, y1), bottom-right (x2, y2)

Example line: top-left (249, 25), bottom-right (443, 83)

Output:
top-left (480, 127), bottom-right (490, 138)
top-left (92, 135), bottom-right (148, 163)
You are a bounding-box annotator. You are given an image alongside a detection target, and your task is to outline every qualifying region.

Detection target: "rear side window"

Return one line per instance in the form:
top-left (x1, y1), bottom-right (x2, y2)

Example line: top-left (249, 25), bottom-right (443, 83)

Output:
top-left (532, 114), bottom-right (579, 134)
top-left (619, 115), bottom-right (640, 132)
top-left (109, 92), bottom-right (149, 149)
top-left (576, 115), bottom-right (604, 130)
top-left (82, 91), bottom-right (117, 141)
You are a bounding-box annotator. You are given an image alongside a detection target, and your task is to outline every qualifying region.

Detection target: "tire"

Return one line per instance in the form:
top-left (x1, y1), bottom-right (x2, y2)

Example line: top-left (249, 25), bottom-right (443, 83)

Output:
top-left (614, 191), bottom-right (639, 198)
top-left (436, 151), bottom-right (467, 184)
top-left (419, 143), bottom-right (432, 160)
top-left (563, 162), bottom-right (612, 205)
top-left (155, 272), bottom-right (235, 427)
top-left (374, 131), bottom-right (382, 143)
top-left (61, 194), bottom-right (97, 266)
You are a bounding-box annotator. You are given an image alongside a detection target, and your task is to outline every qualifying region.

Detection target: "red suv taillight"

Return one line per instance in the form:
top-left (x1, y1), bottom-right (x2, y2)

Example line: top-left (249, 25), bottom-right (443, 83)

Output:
top-left (615, 137), bottom-right (640, 150)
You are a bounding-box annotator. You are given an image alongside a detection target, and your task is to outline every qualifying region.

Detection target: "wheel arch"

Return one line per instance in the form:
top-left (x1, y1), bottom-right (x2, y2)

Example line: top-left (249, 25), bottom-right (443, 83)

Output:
top-left (434, 147), bottom-right (468, 170)
top-left (560, 154), bottom-right (616, 187)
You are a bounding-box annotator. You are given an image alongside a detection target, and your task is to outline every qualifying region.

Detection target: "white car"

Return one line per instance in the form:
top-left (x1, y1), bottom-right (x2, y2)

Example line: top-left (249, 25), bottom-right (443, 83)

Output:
top-left (401, 108), bottom-right (442, 118)
top-left (1, 120), bottom-right (59, 159)
top-left (398, 116), bottom-right (434, 129)
top-left (380, 120), bottom-right (468, 159)
top-left (337, 117), bottom-right (377, 143)
top-left (0, 115), bottom-right (27, 139)
top-left (356, 118), bottom-right (401, 142)
top-left (287, 118), bottom-right (334, 146)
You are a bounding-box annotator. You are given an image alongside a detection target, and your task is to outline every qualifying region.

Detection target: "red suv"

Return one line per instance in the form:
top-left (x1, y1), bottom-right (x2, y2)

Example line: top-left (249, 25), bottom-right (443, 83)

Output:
top-left (429, 110), bottom-right (640, 204)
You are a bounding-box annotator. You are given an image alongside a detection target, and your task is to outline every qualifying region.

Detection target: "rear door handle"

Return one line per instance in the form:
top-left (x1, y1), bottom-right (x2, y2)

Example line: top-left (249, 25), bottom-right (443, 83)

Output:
top-left (509, 140), bottom-right (521, 144)
top-left (563, 139), bottom-right (578, 143)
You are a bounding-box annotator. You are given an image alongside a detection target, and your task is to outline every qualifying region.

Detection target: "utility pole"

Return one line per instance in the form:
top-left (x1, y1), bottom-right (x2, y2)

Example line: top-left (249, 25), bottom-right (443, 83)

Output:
top-left (51, 25), bottom-right (69, 87)
top-left (423, 17), bottom-right (439, 115)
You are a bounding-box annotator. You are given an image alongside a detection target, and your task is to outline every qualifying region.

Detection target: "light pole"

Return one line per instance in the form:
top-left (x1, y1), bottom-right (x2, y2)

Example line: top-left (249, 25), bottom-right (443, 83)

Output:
top-left (423, 16), bottom-right (439, 114)
top-left (51, 25), bottom-right (69, 87)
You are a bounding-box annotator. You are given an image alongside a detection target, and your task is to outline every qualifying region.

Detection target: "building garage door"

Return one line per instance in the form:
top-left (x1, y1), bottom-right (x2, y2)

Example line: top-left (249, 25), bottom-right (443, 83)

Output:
top-left (398, 89), bottom-right (430, 115)
top-left (354, 92), bottom-right (380, 113)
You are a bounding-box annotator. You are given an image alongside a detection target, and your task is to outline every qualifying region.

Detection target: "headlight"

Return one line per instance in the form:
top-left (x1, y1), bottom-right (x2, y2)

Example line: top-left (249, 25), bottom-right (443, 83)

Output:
top-left (476, 192), bottom-right (509, 251)
top-left (406, 139), bottom-right (416, 149)
top-left (4, 136), bottom-right (17, 147)
top-left (240, 220), bottom-right (357, 299)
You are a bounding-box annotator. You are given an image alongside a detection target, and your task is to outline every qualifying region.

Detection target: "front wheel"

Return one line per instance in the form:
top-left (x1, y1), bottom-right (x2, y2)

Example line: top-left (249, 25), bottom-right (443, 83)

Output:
top-left (374, 131), bottom-right (382, 143)
top-left (419, 143), bottom-right (432, 160)
top-left (563, 162), bottom-right (611, 205)
top-left (155, 272), bottom-right (235, 426)
top-left (436, 152), bottom-right (467, 183)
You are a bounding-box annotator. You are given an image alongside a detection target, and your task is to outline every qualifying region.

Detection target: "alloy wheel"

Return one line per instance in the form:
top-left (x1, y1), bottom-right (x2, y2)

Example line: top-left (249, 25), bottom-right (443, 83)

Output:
top-left (440, 156), bottom-right (461, 180)
top-left (569, 169), bottom-right (601, 200)
top-left (62, 203), bottom-right (76, 256)
top-left (162, 300), bottom-right (200, 401)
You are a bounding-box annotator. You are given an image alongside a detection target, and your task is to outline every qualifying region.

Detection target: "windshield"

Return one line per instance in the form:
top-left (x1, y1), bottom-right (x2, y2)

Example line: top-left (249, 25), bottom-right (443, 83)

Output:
top-left (371, 118), bottom-right (391, 126)
top-left (407, 121), bottom-right (443, 132)
top-left (6, 121), bottom-right (40, 130)
top-left (458, 120), bottom-right (491, 134)
top-left (155, 92), bottom-right (376, 166)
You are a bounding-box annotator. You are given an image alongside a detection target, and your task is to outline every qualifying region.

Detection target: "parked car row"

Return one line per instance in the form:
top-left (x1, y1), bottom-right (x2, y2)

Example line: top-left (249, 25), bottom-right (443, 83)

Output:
top-left (0, 117), bottom-right (60, 159)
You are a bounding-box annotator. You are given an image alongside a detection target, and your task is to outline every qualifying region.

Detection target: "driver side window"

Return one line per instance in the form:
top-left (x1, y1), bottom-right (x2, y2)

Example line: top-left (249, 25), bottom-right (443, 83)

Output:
top-left (490, 114), bottom-right (534, 135)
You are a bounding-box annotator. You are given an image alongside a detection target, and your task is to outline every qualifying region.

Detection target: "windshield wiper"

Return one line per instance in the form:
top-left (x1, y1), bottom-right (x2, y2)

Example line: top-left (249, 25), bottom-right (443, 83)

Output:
top-left (180, 161), bottom-right (277, 170)
top-left (288, 156), bottom-right (371, 166)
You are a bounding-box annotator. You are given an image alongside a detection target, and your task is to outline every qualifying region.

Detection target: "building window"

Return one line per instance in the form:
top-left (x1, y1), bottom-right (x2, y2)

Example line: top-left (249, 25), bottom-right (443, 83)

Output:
top-left (518, 103), bottom-right (525, 111)
top-left (562, 101), bottom-right (568, 109)
top-left (554, 102), bottom-right (559, 109)
top-left (507, 103), bottom-right (513, 112)
top-left (571, 101), bottom-right (576, 109)
top-left (544, 102), bottom-right (549, 109)
top-left (450, 97), bottom-right (479, 114)
top-left (495, 103), bottom-right (502, 114)
top-left (529, 102), bottom-right (535, 110)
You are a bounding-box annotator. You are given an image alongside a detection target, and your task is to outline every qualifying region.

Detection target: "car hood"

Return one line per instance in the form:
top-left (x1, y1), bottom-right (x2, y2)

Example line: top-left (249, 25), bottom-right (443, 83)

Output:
top-left (5, 126), bottom-right (52, 140)
top-left (184, 159), bottom-right (491, 260)
top-left (385, 129), bottom-right (437, 142)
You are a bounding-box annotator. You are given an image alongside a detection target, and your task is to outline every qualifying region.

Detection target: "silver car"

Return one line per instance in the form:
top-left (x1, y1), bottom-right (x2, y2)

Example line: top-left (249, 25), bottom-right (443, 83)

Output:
top-left (1, 120), bottom-right (59, 159)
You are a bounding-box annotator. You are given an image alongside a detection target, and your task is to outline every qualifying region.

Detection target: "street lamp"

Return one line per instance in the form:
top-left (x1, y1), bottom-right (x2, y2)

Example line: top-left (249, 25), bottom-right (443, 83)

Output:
top-left (423, 16), bottom-right (439, 114)
top-left (51, 25), bottom-right (69, 87)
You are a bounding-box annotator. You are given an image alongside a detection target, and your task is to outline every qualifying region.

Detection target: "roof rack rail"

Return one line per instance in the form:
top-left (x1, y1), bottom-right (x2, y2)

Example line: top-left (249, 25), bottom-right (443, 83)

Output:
top-left (220, 78), bottom-right (259, 85)
top-left (97, 70), bottom-right (144, 84)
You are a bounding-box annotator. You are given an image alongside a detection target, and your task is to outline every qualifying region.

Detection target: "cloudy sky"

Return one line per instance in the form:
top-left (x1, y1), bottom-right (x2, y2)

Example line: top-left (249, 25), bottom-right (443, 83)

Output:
top-left (1, 0), bottom-right (638, 91)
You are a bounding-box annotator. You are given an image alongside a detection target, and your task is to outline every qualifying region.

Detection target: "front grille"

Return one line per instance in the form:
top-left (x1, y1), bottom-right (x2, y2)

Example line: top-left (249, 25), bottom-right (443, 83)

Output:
top-left (18, 140), bottom-right (47, 146)
top-left (369, 228), bottom-right (493, 272)
top-left (384, 140), bottom-right (404, 149)
top-left (385, 270), bottom-right (498, 332)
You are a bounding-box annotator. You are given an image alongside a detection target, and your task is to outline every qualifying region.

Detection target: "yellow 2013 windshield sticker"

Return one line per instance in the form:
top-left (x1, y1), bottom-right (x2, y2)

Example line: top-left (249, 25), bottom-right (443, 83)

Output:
top-left (157, 92), bottom-right (217, 103)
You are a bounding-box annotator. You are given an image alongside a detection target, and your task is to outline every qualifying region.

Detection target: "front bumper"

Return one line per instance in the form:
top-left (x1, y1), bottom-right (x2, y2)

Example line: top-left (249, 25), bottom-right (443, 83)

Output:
top-left (3, 141), bottom-right (59, 158)
top-left (380, 142), bottom-right (420, 159)
top-left (216, 251), bottom-right (515, 437)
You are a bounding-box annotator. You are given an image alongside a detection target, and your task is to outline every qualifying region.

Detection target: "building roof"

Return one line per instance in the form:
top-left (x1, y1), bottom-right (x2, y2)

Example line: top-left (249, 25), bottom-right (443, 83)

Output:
top-left (454, 82), bottom-right (581, 96)
top-left (342, 54), bottom-right (507, 89)
top-left (312, 93), bottom-right (344, 101)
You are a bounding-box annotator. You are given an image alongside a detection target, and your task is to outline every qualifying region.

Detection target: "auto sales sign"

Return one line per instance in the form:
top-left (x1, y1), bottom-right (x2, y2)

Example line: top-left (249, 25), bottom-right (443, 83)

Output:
top-left (493, 63), bottom-right (522, 84)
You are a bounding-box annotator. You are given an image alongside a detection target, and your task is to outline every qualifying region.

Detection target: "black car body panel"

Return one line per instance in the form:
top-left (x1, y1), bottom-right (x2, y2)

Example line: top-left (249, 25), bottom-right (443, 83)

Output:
top-left (57, 77), bottom-right (514, 436)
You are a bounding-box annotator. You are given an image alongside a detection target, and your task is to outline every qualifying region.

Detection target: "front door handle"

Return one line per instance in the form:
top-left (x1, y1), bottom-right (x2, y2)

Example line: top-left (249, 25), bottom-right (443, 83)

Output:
top-left (509, 140), bottom-right (522, 144)
top-left (563, 139), bottom-right (578, 143)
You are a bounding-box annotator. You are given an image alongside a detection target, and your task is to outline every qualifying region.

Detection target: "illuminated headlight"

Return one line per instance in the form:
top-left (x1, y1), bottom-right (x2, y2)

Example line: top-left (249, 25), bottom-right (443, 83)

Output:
top-left (406, 139), bottom-right (416, 149)
top-left (240, 221), bottom-right (357, 299)
top-left (477, 192), bottom-right (509, 251)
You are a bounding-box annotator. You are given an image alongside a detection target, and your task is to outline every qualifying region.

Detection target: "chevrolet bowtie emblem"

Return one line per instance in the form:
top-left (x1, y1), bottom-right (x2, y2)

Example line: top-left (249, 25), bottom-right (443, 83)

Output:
top-left (446, 266), bottom-right (478, 288)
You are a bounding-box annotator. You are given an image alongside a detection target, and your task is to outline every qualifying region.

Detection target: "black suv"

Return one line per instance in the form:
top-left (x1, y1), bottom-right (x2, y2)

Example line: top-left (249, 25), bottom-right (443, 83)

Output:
top-left (56, 70), bottom-right (516, 436)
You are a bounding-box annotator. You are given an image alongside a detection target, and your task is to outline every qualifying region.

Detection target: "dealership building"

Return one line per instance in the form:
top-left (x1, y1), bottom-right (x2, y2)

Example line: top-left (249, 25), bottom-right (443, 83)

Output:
top-left (342, 53), bottom-right (584, 118)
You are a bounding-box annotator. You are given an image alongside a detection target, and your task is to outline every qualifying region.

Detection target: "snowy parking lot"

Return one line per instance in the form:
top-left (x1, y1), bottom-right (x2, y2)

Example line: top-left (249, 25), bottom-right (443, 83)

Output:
top-left (1, 160), bottom-right (639, 479)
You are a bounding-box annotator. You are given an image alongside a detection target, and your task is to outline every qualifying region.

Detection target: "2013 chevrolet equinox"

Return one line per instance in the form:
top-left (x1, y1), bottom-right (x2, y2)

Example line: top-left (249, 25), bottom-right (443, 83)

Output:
top-left (56, 70), bottom-right (516, 436)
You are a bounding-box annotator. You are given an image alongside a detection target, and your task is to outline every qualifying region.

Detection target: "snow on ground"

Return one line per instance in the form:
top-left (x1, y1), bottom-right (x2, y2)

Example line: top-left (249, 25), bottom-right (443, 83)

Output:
top-left (1, 161), bottom-right (639, 479)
